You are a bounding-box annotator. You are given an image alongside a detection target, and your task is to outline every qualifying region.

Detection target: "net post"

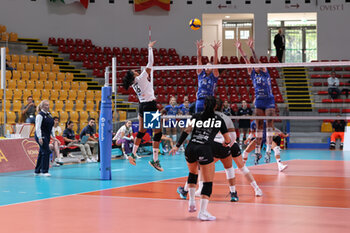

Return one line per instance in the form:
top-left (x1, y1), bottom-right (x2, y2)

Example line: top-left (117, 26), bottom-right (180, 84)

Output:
top-left (1, 47), bottom-right (6, 137)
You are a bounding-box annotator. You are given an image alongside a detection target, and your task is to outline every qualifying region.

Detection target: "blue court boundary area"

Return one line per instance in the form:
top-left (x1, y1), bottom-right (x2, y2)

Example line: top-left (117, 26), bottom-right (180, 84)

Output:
top-left (0, 150), bottom-right (349, 206)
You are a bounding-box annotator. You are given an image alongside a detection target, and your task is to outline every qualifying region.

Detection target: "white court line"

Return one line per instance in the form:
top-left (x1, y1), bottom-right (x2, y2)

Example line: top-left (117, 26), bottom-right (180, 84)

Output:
top-left (156, 181), bottom-right (350, 191)
top-left (75, 194), bottom-right (350, 211)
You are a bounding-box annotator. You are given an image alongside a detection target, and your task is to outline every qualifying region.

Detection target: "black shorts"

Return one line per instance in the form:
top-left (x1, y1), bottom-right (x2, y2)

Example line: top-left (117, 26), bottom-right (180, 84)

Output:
top-left (211, 142), bottom-right (231, 159)
top-left (139, 100), bottom-right (157, 117)
top-left (185, 143), bottom-right (214, 165)
top-left (230, 142), bottom-right (242, 158)
top-left (273, 136), bottom-right (281, 146)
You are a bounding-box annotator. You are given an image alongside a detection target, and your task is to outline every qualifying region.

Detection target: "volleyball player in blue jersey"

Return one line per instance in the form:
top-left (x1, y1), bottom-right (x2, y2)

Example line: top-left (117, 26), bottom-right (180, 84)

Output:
top-left (235, 38), bottom-right (276, 163)
top-left (162, 96), bottom-right (179, 143)
top-left (195, 39), bottom-right (221, 113)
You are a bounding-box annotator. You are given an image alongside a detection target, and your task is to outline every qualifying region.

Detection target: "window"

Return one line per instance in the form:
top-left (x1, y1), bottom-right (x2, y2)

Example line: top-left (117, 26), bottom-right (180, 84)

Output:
top-left (225, 30), bottom-right (235, 39)
top-left (240, 30), bottom-right (250, 39)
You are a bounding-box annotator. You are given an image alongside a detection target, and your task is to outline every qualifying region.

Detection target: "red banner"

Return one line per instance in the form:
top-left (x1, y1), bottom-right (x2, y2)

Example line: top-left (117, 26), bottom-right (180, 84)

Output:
top-left (0, 138), bottom-right (39, 173)
top-left (134, 0), bottom-right (170, 12)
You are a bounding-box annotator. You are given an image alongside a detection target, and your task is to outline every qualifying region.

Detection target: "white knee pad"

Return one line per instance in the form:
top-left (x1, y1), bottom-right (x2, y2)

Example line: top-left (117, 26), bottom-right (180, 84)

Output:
top-left (273, 146), bottom-right (280, 156)
top-left (225, 167), bottom-right (235, 179)
top-left (256, 130), bottom-right (263, 138)
top-left (240, 165), bottom-right (250, 175)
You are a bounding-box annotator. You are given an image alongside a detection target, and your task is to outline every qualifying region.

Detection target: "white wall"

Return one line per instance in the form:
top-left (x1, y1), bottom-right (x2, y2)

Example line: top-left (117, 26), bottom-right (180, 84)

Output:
top-left (0, 0), bottom-right (349, 59)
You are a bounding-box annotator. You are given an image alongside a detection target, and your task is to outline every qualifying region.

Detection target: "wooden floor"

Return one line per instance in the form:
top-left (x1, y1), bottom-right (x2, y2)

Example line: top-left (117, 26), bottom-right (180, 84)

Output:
top-left (1, 159), bottom-right (349, 233)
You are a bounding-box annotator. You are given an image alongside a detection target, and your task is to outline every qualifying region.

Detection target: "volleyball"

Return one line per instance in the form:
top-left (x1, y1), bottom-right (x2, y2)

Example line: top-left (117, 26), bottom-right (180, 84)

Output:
top-left (189, 18), bottom-right (201, 30)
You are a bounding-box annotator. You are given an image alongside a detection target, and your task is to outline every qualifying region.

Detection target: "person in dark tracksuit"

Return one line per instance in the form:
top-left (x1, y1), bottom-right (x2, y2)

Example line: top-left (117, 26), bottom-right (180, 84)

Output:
top-left (34, 100), bottom-right (55, 177)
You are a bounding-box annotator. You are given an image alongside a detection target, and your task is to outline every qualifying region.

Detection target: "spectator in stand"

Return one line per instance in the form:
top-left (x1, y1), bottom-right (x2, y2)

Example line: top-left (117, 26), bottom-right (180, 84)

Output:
top-left (52, 117), bottom-right (62, 136)
top-left (113, 120), bottom-right (135, 159)
top-left (22, 96), bottom-right (36, 123)
top-left (162, 96), bottom-right (179, 143)
top-left (330, 116), bottom-right (346, 150)
top-left (80, 118), bottom-right (99, 161)
top-left (237, 100), bottom-right (253, 148)
top-left (50, 117), bottom-right (63, 166)
top-left (63, 120), bottom-right (94, 162)
top-left (328, 71), bottom-right (341, 100)
top-left (223, 100), bottom-right (235, 116)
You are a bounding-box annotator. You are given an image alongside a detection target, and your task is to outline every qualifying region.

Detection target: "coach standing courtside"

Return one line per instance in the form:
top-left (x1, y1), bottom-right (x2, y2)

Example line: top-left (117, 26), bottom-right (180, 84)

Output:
top-left (34, 100), bottom-right (55, 177)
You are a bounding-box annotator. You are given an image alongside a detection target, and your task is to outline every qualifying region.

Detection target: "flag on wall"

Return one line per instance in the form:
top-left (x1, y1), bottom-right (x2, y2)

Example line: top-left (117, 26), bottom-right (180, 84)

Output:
top-left (134, 0), bottom-right (171, 12)
top-left (49, 0), bottom-right (89, 9)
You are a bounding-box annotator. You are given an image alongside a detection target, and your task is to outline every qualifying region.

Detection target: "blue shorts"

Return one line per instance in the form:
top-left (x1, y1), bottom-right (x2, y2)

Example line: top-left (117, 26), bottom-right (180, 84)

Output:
top-left (255, 97), bottom-right (275, 110)
top-left (195, 98), bottom-right (205, 113)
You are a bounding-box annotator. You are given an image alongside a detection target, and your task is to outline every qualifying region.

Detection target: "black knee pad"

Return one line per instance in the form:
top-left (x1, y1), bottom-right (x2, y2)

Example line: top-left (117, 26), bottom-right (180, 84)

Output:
top-left (273, 136), bottom-right (281, 146)
top-left (153, 132), bottom-right (162, 142)
top-left (187, 172), bottom-right (198, 184)
top-left (231, 142), bottom-right (242, 158)
top-left (136, 131), bottom-right (146, 139)
top-left (201, 182), bottom-right (213, 197)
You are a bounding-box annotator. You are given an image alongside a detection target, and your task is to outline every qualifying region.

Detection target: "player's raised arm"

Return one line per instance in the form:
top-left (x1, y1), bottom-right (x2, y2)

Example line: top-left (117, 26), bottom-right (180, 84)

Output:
top-left (196, 39), bottom-right (204, 75)
top-left (247, 38), bottom-right (267, 73)
top-left (145, 40), bottom-right (156, 76)
top-left (234, 39), bottom-right (252, 74)
top-left (211, 40), bottom-right (221, 77)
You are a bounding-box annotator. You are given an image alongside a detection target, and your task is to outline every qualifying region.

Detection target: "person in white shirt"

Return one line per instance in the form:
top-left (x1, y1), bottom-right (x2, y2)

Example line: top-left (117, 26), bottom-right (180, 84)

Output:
top-left (122, 40), bottom-right (163, 172)
top-left (328, 71), bottom-right (341, 99)
top-left (113, 121), bottom-right (134, 159)
top-left (50, 116), bottom-right (63, 166)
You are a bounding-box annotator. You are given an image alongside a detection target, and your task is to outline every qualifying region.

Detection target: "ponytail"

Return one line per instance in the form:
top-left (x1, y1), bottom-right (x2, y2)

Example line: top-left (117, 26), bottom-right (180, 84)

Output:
top-left (122, 70), bottom-right (135, 90)
top-left (202, 96), bottom-right (216, 119)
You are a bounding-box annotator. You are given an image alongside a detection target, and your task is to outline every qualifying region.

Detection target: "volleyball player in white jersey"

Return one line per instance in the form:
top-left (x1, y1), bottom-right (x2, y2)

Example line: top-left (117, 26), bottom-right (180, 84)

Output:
top-left (122, 40), bottom-right (163, 172)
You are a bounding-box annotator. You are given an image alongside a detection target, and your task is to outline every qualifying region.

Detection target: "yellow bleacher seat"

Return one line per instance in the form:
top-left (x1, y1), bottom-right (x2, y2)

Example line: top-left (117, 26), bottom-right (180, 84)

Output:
top-left (57, 72), bottom-right (65, 82)
top-left (65, 100), bottom-right (74, 112)
top-left (6, 54), bottom-right (11, 61)
top-left (9, 32), bottom-right (18, 42)
top-left (6, 111), bottom-right (16, 124)
top-left (5, 101), bottom-right (11, 111)
top-left (43, 64), bottom-right (51, 72)
top-left (25, 63), bottom-right (33, 72)
top-left (22, 89), bottom-right (32, 99)
top-left (75, 100), bottom-right (84, 111)
top-left (30, 71), bottom-right (39, 80)
top-left (1, 32), bottom-right (9, 41)
top-left (50, 90), bottom-right (59, 100)
top-left (12, 70), bottom-right (21, 80)
top-left (321, 122), bottom-right (333, 133)
top-left (79, 111), bottom-right (89, 123)
top-left (6, 70), bottom-right (12, 79)
top-left (119, 111), bottom-right (127, 121)
top-left (79, 82), bottom-right (88, 90)
top-left (28, 55), bottom-right (37, 64)
top-left (85, 100), bottom-right (94, 112)
top-left (65, 72), bottom-right (74, 82)
top-left (13, 89), bottom-right (22, 100)
top-left (89, 111), bottom-right (99, 120)
top-left (11, 54), bottom-right (19, 63)
top-left (34, 63), bottom-right (42, 72)
top-left (40, 72), bottom-right (48, 81)
top-left (77, 90), bottom-right (85, 100)
top-left (51, 64), bottom-right (60, 73)
top-left (16, 62), bottom-right (24, 71)
top-left (32, 89), bottom-right (41, 100)
top-left (0, 90), bottom-right (3, 99)
top-left (17, 80), bottom-right (26, 89)
top-left (59, 90), bottom-right (68, 100)
top-left (35, 80), bottom-right (44, 90)
top-left (12, 99), bottom-right (22, 112)
top-left (54, 100), bottom-right (64, 112)
top-left (38, 56), bottom-right (46, 64)
top-left (94, 90), bottom-right (101, 100)
top-left (59, 111), bottom-right (69, 123)
top-left (26, 80), bottom-right (35, 89)
top-left (41, 89), bottom-right (50, 99)
top-left (21, 71), bottom-right (30, 80)
top-left (68, 90), bottom-right (77, 99)
top-left (7, 79), bottom-right (16, 89)
top-left (44, 81), bottom-right (53, 89)
top-left (71, 82), bottom-right (79, 90)
top-left (53, 81), bottom-right (62, 90)
top-left (46, 57), bottom-right (54, 64)
top-left (51, 110), bottom-right (58, 119)
top-left (6, 89), bottom-right (13, 100)
top-left (86, 90), bottom-right (94, 100)
top-left (0, 112), bottom-right (3, 124)
top-left (70, 111), bottom-right (79, 122)
top-left (20, 55), bottom-right (28, 63)
top-left (48, 72), bottom-right (56, 81)
top-left (0, 25), bottom-right (6, 33)
top-left (62, 81), bottom-right (70, 90)
top-left (80, 121), bottom-right (88, 131)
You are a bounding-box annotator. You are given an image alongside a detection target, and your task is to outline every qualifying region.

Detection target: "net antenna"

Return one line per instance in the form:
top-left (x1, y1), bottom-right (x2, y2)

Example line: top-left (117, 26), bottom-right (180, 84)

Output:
top-left (1, 47), bottom-right (6, 137)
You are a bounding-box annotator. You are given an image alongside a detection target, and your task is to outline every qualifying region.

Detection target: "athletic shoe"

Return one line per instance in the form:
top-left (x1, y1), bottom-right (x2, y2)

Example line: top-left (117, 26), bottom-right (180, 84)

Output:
top-left (230, 191), bottom-right (239, 202)
top-left (52, 162), bottom-right (60, 167)
top-left (255, 187), bottom-right (263, 197)
top-left (177, 186), bottom-right (188, 200)
top-left (41, 173), bottom-right (51, 177)
top-left (278, 163), bottom-right (288, 172)
top-left (188, 204), bottom-right (197, 212)
top-left (254, 153), bottom-right (262, 165)
top-left (34, 172), bottom-right (40, 176)
top-left (128, 155), bottom-right (136, 166)
top-left (135, 154), bottom-right (141, 159)
top-left (86, 158), bottom-right (93, 163)
top-left (123, 153), bottom-right (128, 159)
top-left (149, 160), bottom-right (163, 171)
top-left (91, 157), bottom-right (98, 162)
top-left (198, 210), bottom-right (216, 221)
top-left (265, 152), bottom-right (271, 163)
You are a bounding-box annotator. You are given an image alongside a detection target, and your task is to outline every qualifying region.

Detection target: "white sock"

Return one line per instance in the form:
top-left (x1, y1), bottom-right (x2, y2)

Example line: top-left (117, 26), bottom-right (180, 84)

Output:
top-left (255, 146), bottom-right (261, 154)
top-left (184, 182), bottom-right (189, 192)
top-left (132, 145), bottom-right (139, 155)
top-left (199, 198), bottom-right (209, 213)
top-left (153, 148), bottom-right (159, 161)
top-left (197, 181), bottom-right (203, 193)
top-left (266, 144), bottom-right (271, 153)
top-left (188, 188), bottom-right (196, 204)
top-left (277, 159), bottom-right (282, 165)
top-left (229, 186), bottom-right (236, 193)
top-left (250, 181), bottom-right (258, 189)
